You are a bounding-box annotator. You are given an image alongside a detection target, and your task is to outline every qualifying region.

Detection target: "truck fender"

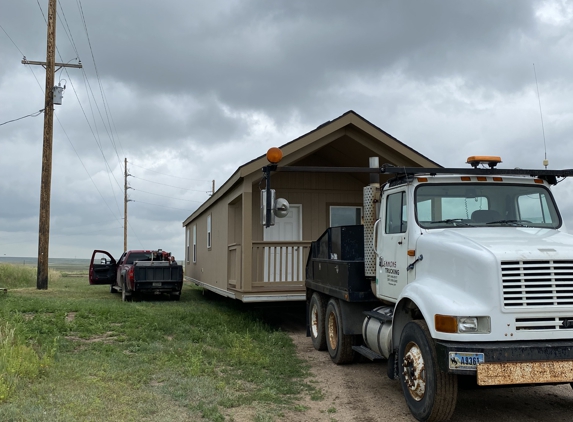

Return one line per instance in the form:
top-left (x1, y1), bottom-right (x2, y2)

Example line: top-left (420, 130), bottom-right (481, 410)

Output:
top-left (391, 297), bottom-right (427, 356)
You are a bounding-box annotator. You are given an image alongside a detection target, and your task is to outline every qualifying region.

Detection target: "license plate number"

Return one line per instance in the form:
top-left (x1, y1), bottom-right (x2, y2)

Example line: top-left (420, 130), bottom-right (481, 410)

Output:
top-left (153, 282), bottom-right (162, 287)
top-left (449, 352), bottom-right (484, 370)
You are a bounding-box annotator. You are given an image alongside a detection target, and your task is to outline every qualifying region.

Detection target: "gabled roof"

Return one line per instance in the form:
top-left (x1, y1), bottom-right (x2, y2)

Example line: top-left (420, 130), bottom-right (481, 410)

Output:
top-left (183, 110), bottom-right (440, 226)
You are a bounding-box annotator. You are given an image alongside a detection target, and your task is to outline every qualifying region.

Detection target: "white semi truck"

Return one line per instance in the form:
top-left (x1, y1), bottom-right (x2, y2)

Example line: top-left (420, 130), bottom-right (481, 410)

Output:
top-left (262, 150), bottom-right (573, 422)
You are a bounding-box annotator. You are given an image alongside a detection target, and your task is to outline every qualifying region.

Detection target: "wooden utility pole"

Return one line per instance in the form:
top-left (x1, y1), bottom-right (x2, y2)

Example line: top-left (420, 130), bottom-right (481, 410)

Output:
top-left (24, 0), bottom-right (82, 289)
top-left (124, 158), bottom-right (131, 252)
top-left (36, 0), bottom-right (57, 290)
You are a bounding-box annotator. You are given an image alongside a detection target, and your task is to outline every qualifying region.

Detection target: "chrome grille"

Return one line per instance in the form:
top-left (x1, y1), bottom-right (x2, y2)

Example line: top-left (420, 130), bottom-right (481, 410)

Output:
top-left (501, 260), bottom-right (573, 307)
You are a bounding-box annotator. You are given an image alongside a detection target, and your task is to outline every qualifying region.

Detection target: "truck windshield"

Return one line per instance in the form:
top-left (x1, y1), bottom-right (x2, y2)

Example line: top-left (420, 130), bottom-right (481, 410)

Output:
top-left (415, 183), bottom-right (561, 229)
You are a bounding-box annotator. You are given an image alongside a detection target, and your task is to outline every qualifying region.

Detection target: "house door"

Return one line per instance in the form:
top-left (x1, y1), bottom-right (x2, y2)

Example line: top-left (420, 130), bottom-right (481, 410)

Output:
top-left (263, 204), bottom-right (302, 282)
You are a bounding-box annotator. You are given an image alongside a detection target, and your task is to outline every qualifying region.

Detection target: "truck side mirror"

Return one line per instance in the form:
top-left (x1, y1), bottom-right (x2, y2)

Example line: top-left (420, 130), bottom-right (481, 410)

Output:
top-left (100, 258), bottom-right (107, 265)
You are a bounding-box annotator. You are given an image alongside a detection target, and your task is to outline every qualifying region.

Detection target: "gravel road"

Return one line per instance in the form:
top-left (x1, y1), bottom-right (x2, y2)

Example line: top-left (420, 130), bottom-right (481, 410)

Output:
top-left (273, 303), bottom-right (573, 422)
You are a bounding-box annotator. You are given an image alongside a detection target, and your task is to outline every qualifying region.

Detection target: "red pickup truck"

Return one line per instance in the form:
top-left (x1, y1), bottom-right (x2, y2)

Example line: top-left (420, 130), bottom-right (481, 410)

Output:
top-left (89, 249), bottom-right (183, 301)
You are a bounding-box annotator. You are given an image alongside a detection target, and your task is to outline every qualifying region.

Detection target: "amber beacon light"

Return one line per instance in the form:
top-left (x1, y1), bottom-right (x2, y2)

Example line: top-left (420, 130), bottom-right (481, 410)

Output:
top-left (266, 147), bottom-right (283, 164)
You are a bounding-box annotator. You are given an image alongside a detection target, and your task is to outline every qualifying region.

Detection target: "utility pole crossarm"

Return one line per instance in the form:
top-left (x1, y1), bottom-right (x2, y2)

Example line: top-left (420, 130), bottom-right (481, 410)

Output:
top-left (22, 59), bottom-right (83, 71)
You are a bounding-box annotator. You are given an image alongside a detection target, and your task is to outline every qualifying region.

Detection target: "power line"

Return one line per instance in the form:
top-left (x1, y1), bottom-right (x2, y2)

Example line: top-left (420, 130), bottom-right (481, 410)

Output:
top-left (131, 175), bottom-right (211, 193)
top-left (54, 114), bottom-right (124, 229)
top-left (132, 200), bottom-right (195, 212)
top-left (0, 22), bottom-right (44, 92)
top-left (0, 23), bottom-right (26, 57)
top-left (0, 109), bottom-right (44, 126)
top-left (132, 188), bottom-right (204, 203)
top-left (56, 3), bottom-right (80, 58)
top-left (36, 0), bottom-right (47, 24)
top-left (129, 162), bottom-right (212, 183)
top-left (76, 0), bottom-right (125, 171)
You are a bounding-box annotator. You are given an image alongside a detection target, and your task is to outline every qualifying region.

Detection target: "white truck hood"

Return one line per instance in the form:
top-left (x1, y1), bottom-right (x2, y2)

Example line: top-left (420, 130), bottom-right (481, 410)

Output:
top-left (428, 227), bottom-right (573, 261)
top-left (408, 227), bottom-right (573, 342)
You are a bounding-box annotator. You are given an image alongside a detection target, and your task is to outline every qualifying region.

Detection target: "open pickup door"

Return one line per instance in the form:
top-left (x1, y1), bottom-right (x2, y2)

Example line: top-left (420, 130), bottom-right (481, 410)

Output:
top-left (89, 250), bottom-right (117, 285)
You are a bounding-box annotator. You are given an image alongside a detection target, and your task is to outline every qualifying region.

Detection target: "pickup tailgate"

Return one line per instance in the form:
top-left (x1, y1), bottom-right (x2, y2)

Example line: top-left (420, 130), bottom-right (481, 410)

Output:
top-left (133, 262), bottom-right (183, 293)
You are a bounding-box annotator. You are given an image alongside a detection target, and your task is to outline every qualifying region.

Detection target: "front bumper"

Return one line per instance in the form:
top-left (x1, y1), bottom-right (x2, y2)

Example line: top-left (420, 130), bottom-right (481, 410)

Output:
top-left (435, 339), bottom-right (573, 385)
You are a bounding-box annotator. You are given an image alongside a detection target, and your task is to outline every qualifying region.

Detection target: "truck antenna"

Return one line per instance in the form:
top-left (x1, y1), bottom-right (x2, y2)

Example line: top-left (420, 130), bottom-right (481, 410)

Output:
top-left (533, 63), bottom-right (548, 169)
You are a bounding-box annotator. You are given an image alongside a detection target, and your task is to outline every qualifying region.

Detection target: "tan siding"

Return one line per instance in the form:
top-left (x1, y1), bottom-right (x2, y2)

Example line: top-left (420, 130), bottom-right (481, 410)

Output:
top-left (251, 171), bottom-right (364, 241)
top-left (186, 200), bottom-right (229, 289)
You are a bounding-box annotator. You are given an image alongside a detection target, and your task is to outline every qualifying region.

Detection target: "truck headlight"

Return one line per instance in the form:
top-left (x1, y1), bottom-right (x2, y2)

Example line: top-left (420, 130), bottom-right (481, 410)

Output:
top-left (435, 315), bottom-right (491, 334)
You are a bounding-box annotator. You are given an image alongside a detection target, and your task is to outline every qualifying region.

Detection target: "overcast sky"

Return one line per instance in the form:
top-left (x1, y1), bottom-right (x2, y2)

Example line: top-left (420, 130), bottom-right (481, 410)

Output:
top-left (1, 0), bottom-right (573, 260)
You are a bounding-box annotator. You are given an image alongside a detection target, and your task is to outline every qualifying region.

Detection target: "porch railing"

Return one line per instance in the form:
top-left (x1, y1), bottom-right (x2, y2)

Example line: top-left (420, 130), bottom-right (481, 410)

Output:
top-left (252, 241), bottom-right (311, 287)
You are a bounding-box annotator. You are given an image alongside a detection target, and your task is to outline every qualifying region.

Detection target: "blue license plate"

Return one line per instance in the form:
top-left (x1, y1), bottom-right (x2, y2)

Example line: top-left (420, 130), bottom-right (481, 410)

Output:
top-left (449, 352), bottom-right (484, 370)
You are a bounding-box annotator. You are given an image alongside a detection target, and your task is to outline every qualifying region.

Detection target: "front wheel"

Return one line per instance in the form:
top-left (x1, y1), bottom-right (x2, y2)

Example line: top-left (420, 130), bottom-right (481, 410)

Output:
top-left (309, 293), bottom-right (327, 351)
top-left (325, 298), bottom-right (355, 364)
top-left (399, 320), bottom-right (458, 422)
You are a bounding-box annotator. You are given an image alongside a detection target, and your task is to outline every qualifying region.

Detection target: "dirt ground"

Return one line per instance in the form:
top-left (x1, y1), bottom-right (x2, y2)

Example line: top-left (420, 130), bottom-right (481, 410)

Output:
top-left (273, 304), bottom-right (573, 422)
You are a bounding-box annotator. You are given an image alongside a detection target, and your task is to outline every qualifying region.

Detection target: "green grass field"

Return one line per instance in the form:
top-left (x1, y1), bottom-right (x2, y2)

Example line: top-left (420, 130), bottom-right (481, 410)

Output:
top-left (0, 264), bottom-right (315, 421)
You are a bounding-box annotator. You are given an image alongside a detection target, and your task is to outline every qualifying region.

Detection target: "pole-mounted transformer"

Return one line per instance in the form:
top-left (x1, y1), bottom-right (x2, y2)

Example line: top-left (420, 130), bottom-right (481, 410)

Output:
top-left (52, 84), bottom-right (64, 105)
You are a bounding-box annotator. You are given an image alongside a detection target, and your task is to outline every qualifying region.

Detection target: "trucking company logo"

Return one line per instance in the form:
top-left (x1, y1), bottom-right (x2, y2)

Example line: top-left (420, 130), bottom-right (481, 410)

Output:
top-left (379, 256), bottom-right (399, 275)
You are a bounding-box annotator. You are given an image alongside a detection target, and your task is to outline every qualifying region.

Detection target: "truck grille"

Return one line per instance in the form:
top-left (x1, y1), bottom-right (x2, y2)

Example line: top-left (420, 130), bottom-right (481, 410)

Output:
top-left (501, 260), bottom-right (573, 308)
top-left (515, 316), bottom-right (573, 330)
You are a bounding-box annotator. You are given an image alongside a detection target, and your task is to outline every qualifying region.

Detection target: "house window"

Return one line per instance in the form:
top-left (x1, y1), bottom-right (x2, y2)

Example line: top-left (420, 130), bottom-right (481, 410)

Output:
top-left (192, 225), bottom-right (197, 263)
top-left (330, 206), bottom-right (362, 227)
top-left (207, 214), bottom-right (212, 249)
top-left (186, 227), bottom-right (190, 263)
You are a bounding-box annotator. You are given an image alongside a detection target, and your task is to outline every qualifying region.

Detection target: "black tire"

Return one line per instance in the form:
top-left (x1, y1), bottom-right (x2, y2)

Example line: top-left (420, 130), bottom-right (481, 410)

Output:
top-left (171, 292), bottom-right (181, 301)
top-left (325, 298), bottom-right (354, 364)
top-left (110, 283), bottom-right (117, 294)
top-left (399, 320), bottom-right (458, 422)
top-left (309, 293), bottom-right (327, 351)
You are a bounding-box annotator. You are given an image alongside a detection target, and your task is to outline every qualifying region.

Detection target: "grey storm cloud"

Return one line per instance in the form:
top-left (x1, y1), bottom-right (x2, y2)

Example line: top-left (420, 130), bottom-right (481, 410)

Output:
top-left (2, 0), bottom-right (573, 258)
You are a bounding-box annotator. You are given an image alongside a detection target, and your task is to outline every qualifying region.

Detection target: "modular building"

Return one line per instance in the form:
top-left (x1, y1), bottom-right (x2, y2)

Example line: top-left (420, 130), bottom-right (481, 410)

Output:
top-left (182, 110), bottom-right (439, 302)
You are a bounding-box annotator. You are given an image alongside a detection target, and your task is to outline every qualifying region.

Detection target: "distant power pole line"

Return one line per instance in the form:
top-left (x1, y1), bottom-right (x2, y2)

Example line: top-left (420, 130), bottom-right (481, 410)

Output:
top-left (23, 0), bottom-right (82, 290)
top-left (124, 158), bottom-right (132, 252)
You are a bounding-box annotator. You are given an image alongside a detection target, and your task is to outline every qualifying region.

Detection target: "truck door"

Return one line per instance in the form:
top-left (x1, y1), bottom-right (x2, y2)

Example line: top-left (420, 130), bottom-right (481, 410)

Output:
top-left (89, 250), bottom-right (117, 285)
top-left (377, 190), bottom-right (408, 300)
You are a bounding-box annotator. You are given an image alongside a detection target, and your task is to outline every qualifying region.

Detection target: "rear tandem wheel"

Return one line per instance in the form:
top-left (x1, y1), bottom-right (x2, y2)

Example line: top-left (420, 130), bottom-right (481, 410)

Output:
top-left (309, 292), bottom-right (327, 351)
top-left (325, 298), bottom-right (355, 364)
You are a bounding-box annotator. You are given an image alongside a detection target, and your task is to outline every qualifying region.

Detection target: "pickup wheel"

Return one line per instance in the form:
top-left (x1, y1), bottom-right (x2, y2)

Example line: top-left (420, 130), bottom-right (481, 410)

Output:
top-left (109, 284), bottom-right (117, 294)
top-left (399, 320), bottom-right (458, 422)
top-left (309, 292), bottom-right (327, 351)
top-left (325, 298), bottom-right (354, 364)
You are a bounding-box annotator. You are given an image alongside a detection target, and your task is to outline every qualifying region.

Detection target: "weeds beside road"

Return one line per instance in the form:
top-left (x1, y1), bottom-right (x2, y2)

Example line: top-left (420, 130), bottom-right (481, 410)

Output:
top-left (0, 264), bottom-right (315, 421)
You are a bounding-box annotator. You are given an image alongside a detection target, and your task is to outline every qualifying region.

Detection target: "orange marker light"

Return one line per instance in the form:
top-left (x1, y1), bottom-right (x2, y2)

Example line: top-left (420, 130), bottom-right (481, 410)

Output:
top-left (534, 179), bottom-right (544, 184)
top-left (407, 250), bottom-right (416, 257)
top-left (461, 176), bottom-right (471, 181)
top-left (435, 314), bottom-right (458, 333)
top-left (266, 147), bottom-right (283, 164)
top-left (477, 176), bottom-right (487, 181)
top-left (417, 177), bottom-right (428, 183)
top-left (493, 177), bottom-right (503, 182)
